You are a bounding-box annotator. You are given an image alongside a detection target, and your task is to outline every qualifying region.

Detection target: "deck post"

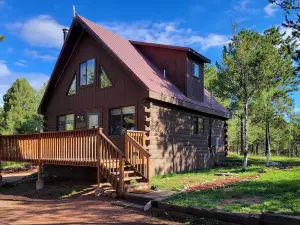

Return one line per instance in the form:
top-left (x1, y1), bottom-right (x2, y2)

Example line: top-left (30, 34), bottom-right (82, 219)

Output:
top-left (36, 133), bottom-right (44, 190)
top-left (118, 155), bottom-right (124, 196)
top-left (97, 128), bottom-right (103, 188)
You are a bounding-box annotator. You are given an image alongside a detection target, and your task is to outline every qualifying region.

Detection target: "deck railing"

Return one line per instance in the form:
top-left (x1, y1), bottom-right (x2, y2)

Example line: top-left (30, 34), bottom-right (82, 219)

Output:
top-left (0, 129), bottom-right (125, 195)
top-left (0, 129), bottom-right (99, 166)
top-left (125, 130), bottom-right (151, 182)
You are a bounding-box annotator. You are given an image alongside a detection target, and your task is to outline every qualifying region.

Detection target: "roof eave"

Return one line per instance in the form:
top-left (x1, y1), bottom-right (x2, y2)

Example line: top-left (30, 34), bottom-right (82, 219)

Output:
top-left (148, 91), bottom-right (230, 119)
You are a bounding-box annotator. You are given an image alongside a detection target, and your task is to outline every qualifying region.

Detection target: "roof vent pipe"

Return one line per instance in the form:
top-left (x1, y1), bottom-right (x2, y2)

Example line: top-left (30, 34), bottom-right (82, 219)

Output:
top-left (62, 28), bottom-right (69, 42)
top-left (163, 70), bottom-right (166, 79)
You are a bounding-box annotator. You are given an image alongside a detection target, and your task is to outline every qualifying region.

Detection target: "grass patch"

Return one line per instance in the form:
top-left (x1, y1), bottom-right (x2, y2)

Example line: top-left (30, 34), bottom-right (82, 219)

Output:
top-left (230, 153), bottom-right (300, 166)
top-left (2, 161), bottom-right (31, 170)
top-left (163, 157), bottom-right (300, 215)
top-left (151, 165), bottom-right (261, 191)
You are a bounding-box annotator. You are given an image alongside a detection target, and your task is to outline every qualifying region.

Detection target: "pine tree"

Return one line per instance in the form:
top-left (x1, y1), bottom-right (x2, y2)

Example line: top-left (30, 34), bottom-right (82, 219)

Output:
top-left (1, 79), bottom-right (40, 134)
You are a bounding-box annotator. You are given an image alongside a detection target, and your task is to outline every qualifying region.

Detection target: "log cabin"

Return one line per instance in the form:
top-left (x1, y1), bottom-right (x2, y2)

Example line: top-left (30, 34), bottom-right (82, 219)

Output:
top-left (35, 14), bottom-right (229, 181)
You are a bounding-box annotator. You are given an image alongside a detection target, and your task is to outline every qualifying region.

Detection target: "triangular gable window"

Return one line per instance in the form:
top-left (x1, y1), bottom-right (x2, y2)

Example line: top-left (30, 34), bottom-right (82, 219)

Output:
top-left (99, 66), bottom-right (112, 88)
top-left (67, 74), bottom-right (76, 95)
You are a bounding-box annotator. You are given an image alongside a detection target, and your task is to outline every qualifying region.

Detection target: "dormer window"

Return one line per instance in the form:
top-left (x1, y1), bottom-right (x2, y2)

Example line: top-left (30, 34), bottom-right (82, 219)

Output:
top-left (80, 58), bottom-right (95, 86)
top-left (193, 63), bottom-right (199, 78)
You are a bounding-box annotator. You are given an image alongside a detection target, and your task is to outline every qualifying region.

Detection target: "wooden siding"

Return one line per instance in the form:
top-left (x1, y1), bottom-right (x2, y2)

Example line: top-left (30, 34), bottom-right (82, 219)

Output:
top-left (44, 31), bottom-right (146, 150)
top-left (133, 44), bottom-right (187, 95)
top-left (146, 101), bottom-right (226, 175)
top-left (186, 58), bottom-right (204, 102)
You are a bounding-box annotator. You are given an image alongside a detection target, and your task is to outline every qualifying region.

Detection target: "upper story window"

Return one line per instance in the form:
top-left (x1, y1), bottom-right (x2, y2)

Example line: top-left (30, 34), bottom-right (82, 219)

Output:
top-left (67, 73), bottom-right (76, 95)
top-left (192, 116), bottom-right (204, 135)
top-left (80, 58), bottom-right (95, 86)
top-left (193, 63), bottom-right (199, 78)
top-left (99, 66), bottom-right (112, 88)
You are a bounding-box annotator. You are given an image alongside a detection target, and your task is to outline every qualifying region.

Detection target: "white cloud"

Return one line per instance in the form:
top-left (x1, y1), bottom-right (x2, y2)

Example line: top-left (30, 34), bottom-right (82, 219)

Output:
top-left (14, 60), bottom-right (26, 67)
top-left (6, 15), bottom-right (66, 48)
top-left (232, 0), bottom-right (257, 13)
top-left (24, 49), bottom-right (56, 62)
top-left (264, 3), bottom-right (280, 17)
top-left (99, 21), bottom-right (230, 52)
top-left (0, 60), bottom-right (49, 105)
top-left (0, 60), bottom-right (10, 76)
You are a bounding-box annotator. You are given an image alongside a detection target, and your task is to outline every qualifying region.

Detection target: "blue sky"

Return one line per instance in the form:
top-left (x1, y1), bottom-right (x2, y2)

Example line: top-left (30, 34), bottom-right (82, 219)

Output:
top-left (0, 0), bottom-right (299, 110)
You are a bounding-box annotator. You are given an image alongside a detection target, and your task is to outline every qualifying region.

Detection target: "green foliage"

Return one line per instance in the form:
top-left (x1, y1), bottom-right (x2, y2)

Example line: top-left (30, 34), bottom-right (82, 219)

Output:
top-left (0, 35), bottom-right (5, 41)
top-left (0, 79), bottom-right (46, 135)
top-left (205, 26), bottom-right (299, 163)
top-left (269, 0), bottom-right (300, 12)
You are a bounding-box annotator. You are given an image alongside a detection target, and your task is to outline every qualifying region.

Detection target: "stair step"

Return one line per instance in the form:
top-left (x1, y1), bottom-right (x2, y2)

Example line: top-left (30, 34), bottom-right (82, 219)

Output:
top-left (124, 176), bottom-right (143, 182)
top-left (124, 182), bottom-right (151, 193)
top-left (111, 170), bottom-right (135, 175)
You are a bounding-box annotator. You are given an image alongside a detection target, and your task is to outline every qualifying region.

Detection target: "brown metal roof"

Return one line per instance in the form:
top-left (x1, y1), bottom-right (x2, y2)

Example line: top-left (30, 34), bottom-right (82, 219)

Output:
top-left (39, 14), bottom-right (229, 118)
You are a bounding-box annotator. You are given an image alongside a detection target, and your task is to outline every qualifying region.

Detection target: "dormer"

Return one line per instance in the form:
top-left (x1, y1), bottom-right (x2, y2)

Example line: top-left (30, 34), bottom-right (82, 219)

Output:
top-left (131, 41), bottom-right (210, 102)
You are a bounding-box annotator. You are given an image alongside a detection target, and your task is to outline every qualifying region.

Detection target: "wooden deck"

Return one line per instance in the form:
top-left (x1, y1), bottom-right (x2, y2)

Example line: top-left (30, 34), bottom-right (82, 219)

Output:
top-left (0, 129), bottom-right (150, 195)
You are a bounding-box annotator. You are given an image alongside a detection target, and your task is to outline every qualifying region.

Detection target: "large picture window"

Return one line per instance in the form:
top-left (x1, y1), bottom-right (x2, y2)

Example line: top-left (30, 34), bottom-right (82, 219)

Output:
top-left (192, 116), bottom-right (204, 135)
top-left (109, 106), bottom-right (135, 135)
top-left (57, 114), bottom-right (74, 131)
top-left (80, 58), bottom-right (95, 86)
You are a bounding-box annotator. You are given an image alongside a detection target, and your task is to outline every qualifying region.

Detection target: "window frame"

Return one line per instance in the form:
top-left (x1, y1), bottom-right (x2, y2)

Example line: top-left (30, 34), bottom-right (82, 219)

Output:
top-left (57, 113), bottom-right (75, 131)
top-left (98, 65), bottom-right (113, 89)
top-left (87, 111), bottom-right (100, 129)
top-left (109, 106), bottom-right (136, 136)
top-left (192, 62), bottom-right (200, 78)
top-left (79, 58), bottom-right (96, 87)
top-left (66, 72), bottom-right (77, 96)
top-left (192, 116), bottom-right (204, 135)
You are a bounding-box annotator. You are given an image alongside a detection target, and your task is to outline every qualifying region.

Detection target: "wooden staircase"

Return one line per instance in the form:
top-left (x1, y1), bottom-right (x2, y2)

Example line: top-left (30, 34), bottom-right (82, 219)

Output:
top-left (97, 130), bottom-right (151, 194)
top-left (0, 128), bottom-right (151, 196)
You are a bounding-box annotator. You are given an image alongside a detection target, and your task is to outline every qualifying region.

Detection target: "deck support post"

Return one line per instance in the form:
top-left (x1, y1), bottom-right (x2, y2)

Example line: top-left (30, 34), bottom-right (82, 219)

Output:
top-left (97, 128), bottom-right (103, 188)
top-left (36, 134), bottom-right (44, 190)
top-left (118, 156), bottom-right (124, 196)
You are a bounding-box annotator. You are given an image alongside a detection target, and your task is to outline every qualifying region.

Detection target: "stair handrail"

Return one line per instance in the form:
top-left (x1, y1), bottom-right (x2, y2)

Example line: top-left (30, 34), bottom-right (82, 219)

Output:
top-left (125, 130), bottom-right (151, 183)
top-left (98, 129), bottom-right (124, 157)
top-left (126, 135), bottom-right (151, 157)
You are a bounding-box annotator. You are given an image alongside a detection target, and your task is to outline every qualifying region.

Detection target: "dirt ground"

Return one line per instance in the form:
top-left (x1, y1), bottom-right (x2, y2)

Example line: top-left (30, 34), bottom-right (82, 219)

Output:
top-left (0, 172), bottom-right (183, 225)
top-left (0, 197), bottom-right (181, 225)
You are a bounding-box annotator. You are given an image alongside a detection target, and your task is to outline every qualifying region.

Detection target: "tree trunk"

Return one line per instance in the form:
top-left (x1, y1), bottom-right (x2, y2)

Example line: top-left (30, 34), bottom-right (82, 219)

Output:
top-left (265, 121), bottom-right (271, 166)
top-left (240, 117), bottom-right (244, 156)
top-left (242, 102), bottom-right (248, 172)
top-left (256, 142), bottom-right (259, 155)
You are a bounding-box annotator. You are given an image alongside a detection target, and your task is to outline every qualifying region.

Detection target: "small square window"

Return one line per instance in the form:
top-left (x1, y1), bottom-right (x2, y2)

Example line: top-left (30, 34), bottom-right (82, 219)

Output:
top-left (192, 116), bottom-right (204, 135)
top-left (80, 58), bottom-right (95, 86)
top-left (193, 63), bottom-right (199, 78)
top-left (57, 114), bottom-right (74, 131)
